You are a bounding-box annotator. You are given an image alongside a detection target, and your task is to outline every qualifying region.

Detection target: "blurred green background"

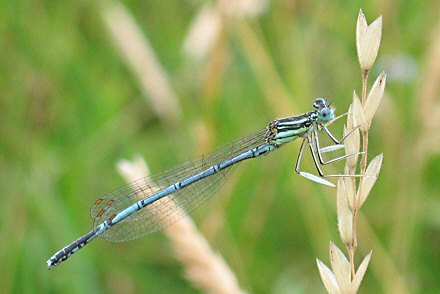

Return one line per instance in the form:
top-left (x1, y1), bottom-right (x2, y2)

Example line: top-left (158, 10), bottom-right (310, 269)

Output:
top-left (2, 0), bottom-right (440, 293)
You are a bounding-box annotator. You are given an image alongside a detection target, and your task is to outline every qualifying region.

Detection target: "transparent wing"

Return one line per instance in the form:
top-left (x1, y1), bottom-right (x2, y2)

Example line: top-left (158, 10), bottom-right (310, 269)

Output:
top-left (89, 128), bottom-right (267, 242)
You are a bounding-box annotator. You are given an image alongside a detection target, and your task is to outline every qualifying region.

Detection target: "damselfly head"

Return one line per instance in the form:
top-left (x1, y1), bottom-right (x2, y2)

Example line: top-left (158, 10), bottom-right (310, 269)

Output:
top-left (313, 98), bottom-right (335, 123)
top-left (313, 97), bottom-right (329, 110)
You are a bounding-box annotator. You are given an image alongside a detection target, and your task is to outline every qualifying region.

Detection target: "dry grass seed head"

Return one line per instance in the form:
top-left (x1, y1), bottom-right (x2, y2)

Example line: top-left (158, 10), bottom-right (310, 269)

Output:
top-left (337, 178), bottom-right (353, 246)
top-left (349, 252), bottom-right (372, 293)
top-left (364, 73), bottom-right (387, 126)
top-left (352, 91), bottom-right (368, 133)
top-left (357, 153), bottom-right (383, 209)
top-left (356, 9), bottom-right (383, 71)
top-left (316, 259), bottom-right (341, 294)
top-left (330, 242), bottom-right (351, 292)
top-left (344, 102), bottom-right (361, 171)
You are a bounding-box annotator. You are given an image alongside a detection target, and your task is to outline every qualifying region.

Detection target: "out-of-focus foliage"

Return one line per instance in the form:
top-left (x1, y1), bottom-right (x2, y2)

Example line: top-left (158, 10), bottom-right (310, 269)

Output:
top-left (1, 1), bottom-right (440, 293)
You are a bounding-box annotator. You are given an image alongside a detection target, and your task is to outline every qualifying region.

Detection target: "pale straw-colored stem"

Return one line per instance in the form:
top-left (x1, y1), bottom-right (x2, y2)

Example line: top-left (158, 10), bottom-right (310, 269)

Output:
top-left (360, 69), bottom-right (370, 174)
top-left (348, 69), bottom-right (370, 279)
top-left (361, 70), bottom-right (369, 105)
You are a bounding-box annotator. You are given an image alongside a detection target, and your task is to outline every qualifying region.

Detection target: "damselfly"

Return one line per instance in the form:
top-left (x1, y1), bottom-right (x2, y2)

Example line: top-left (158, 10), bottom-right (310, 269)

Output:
top-left (47, 98), bottom-right (361, 269)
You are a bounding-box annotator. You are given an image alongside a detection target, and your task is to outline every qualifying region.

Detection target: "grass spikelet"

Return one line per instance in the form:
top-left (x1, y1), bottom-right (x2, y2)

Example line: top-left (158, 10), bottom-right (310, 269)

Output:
top-left (344, 104), bottom-right (360, 171)
top-left (365, 73), bottom-right (387, 125)
top-left (316, 259), bottom-right (341, 294)
top-left (358, 153), bottom-right (383, 208)
top-left (351, 91), bottom-right (367, 133)
top-left (330, 242), bottom-right (351, 291)
top-left (356, 9), bottom-right (382, 72)
top-left (337, 178), bottom-right (353, 246)
top-left (350, 252), bottom-right (372, 293)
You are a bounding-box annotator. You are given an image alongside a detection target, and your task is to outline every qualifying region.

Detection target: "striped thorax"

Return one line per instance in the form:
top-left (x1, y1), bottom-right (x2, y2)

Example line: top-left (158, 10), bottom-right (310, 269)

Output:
top-left (266, 98), bottom-right (335, 146)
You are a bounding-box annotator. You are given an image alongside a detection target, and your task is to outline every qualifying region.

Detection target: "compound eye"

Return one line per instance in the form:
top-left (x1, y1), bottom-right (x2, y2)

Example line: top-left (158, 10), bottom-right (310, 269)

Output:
top-left (319, 108), bottom-right (333, 122)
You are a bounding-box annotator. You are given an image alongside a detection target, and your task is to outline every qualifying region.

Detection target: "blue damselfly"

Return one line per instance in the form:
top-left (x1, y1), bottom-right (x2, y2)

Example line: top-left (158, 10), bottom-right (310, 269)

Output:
top-left (47, 98), bottom-right (360, 269)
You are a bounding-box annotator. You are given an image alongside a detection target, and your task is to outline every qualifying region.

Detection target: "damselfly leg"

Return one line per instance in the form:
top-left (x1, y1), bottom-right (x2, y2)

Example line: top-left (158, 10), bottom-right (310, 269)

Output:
top-left (313, 127), bottom-right (362, 166)
top-left (295, 123), bottom-right (364, 185)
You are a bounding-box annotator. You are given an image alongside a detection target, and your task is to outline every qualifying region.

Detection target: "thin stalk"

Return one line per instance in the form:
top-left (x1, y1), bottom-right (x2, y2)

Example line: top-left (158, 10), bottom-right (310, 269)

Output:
top-left (349, 69), bottom-right (370, 279)
top-left (360, 69), bottom-right (370, 173)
